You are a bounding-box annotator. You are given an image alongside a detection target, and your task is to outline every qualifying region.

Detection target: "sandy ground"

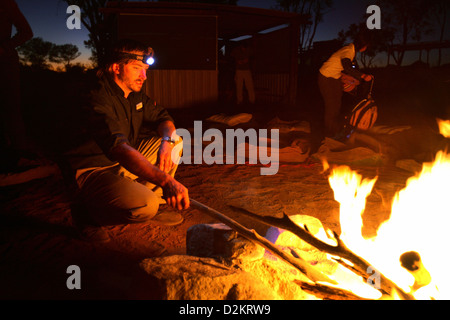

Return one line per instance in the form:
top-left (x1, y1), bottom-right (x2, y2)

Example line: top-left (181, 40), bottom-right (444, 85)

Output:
top-left (1, 65), bottom-right (449, 300)
top-left (0, 125), bottom-right (418, 300)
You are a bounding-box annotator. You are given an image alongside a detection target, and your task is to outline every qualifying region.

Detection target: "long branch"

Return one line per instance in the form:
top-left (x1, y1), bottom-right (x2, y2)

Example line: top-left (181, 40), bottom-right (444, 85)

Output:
top-left (190, 199), bottom-right (336, 285)
top-left (229, 205), bottom-right (414, 300)
top-left (294, 280), bottom-right (370, 300)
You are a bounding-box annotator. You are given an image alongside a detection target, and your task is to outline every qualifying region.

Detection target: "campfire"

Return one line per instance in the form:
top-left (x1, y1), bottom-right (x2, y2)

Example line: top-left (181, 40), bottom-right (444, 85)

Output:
top-left (325, 119), bottom-right (450, 300)
top-left (185, 119), bottom-right (450, 300)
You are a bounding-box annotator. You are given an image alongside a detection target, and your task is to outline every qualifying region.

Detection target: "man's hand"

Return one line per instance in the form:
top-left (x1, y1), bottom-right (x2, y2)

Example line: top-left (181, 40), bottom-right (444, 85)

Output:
top-left (157, 120), bottom-right (178, 173)
top-left (362, 74), bottom-right (374, 81)
top-left (162, 177), bottom-right (190, 210)
top-left (110, 142), bottom-right (189, 210)
top-left (158, 140), bottom-right (175, 173)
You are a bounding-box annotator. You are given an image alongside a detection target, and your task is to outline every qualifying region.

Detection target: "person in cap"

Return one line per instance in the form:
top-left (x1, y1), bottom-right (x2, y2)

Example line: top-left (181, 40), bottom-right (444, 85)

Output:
top-left (66, 39), bottom-right (189, 242)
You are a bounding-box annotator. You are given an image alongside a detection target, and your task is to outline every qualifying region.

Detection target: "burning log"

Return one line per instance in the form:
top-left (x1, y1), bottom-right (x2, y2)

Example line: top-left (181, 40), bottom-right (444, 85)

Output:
top-left (228, 205), bottom-right (415, 300)
top-left (190, 199), bottom-right (336, 285)
top-left (294, 280), bottom-right (370, 300)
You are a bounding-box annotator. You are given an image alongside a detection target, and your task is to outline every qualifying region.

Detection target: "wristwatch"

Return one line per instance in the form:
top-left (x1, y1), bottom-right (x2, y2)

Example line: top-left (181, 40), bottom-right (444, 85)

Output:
top-left (161, 136), bottom-right (176, 145)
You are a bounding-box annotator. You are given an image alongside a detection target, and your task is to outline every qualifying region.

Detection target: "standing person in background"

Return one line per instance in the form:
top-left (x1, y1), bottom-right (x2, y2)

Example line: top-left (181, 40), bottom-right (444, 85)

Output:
top-left (0, 0), bottom-right (34, 171)
top-left (318, 34), bottom-right (373, 137)
top-left (231, 40), bottom-right (256, 105)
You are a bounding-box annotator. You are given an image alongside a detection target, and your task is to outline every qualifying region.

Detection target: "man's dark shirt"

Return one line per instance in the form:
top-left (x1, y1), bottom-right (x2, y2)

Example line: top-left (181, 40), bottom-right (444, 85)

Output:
top-left (66, 73), bottom-right (173, 172)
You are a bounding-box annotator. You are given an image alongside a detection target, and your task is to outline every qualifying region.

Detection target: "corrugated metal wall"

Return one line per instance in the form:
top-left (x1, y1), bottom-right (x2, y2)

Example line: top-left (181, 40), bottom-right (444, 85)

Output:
top-left (248, 26), bottom-right (291, 105)
top-left (253, 72), bottom-right (289, 104)
top-left (118, 10), bottom-right (295, 107)
top-left (146, 69), bottom-right (218, 108)
top-left (118, 13), bottom-right (218, 109)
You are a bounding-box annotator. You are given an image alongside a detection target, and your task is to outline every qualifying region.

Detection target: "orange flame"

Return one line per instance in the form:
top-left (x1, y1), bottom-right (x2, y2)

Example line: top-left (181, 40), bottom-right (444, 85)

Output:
top-left (328, 165), bottom-right (377, 245)
top-left (437, 119), bottom-right (450, 138)
top-left (325, 120), bottom-right (450, 299)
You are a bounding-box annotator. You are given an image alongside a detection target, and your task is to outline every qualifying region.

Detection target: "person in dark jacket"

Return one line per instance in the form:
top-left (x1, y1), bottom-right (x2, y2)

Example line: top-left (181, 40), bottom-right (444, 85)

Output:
top-left (318, 35), bottom-right (373, 137)
top-left (67, 39), bottom-right (189, 242)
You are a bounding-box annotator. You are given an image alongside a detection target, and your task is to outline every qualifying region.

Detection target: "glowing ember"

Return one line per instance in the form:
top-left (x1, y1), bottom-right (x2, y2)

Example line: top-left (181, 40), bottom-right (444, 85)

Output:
top-left (437, 119), bottom-right (450, 138)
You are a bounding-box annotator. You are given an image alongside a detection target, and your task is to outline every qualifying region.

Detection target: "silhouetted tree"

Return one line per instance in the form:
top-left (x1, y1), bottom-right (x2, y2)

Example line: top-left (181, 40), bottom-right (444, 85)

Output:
top-left (49, 44), bottom-right (82, 70)
top-left (429, 0), bottom-right (449, 66)
top-left (17, 37), bottom-right (53, 68)
top-left (275, 0), bottom-right (333, 51)
top-left (62, 0), bottom-right (123, 68)
top-left (62, 0), bottom-right (238, 68)
top-left (338, 22), bottom-right (395, 68)
top-left (377, 0), bottom-right (433, 66)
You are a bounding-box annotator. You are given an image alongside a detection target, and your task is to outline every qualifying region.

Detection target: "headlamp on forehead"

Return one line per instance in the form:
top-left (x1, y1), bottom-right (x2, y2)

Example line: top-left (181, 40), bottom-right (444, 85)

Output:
top-left (117, 47), bottom-right (155, 66)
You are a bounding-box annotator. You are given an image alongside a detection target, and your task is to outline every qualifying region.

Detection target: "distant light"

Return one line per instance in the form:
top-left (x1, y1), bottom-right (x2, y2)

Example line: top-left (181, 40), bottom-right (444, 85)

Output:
top-left (230, 35), bottom-right (252, 42)
top-left (258, 24), bottom-right (289, 34)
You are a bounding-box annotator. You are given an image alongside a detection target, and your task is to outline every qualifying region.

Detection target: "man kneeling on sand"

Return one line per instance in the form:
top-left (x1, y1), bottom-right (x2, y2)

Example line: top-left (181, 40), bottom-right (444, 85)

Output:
top-left (66, 39), bottom-right (189, 243)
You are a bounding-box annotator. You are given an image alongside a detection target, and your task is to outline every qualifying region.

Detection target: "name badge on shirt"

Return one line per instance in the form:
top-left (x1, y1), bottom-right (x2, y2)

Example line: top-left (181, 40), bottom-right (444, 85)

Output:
top-left (136, 102), bottom-right (143, 111)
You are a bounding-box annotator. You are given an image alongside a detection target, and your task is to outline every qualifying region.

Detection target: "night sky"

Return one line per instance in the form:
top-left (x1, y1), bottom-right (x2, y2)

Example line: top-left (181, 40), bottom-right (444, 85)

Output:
top-left (13, 0), bottom-right (449, 66)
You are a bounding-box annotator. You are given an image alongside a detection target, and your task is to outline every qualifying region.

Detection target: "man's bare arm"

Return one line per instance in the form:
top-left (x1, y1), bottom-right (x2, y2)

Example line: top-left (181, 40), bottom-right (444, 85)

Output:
top-left (157, 120), bottom-right (178, 173)
top-left (157, 120), bottom-right (176, 138)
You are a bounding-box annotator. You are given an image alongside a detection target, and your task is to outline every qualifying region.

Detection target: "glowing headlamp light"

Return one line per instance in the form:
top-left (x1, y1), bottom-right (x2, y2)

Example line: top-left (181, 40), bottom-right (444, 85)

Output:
top-left (117, 47), bottom-right (155, 66)
top-left (145, 56), bottom-right (155, 65)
